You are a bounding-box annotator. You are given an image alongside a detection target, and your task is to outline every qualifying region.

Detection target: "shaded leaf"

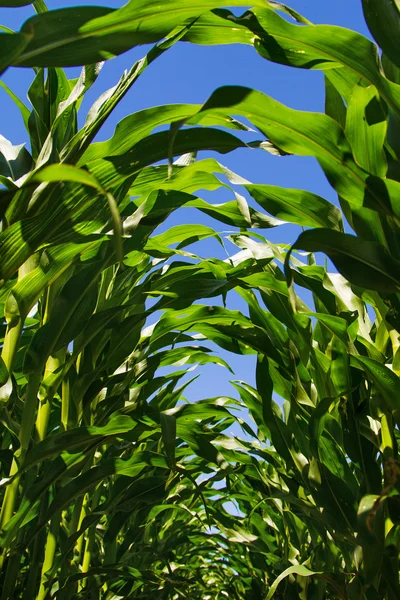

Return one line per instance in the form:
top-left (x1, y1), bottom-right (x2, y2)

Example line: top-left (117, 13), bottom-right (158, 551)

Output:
top-left (362, 0), bottom-right (400, 69)
top-left (266, 564), bottom-right (322, 600)
top-left (289, 229), bottom-right (400, 293)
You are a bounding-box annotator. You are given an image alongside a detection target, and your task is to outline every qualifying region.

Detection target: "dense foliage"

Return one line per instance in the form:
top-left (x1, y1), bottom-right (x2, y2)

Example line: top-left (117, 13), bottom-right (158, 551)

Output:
top-left (0, 0), bottom-right (400, 598)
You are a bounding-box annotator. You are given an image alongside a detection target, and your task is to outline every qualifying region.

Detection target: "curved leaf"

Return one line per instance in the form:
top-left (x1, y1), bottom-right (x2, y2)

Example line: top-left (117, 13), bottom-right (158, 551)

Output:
top-left (362, 0), bottom-right (400, 69)
top-left (351, 354), bottom-right (400, 415)
top-left (290, 229), bottom-right (400, 293)
top-left (0, 1), bottom-right (33, 5)
top-left (251, 7), bottom-right (400, 118)
top-left (266, 564), bottom-right (322, 600)
top-left (191, 85), bottom-right (400, 218)
top-left (345, 84), bottom-right (387, 177)
top-left (0, 81), bottom-right (30, 131)
top-left (246, 184), bottom-right (342, 229)
top-left (12, 0), bottom-right (269, 68)
top-left (0, 31), bottom-right (30, 75)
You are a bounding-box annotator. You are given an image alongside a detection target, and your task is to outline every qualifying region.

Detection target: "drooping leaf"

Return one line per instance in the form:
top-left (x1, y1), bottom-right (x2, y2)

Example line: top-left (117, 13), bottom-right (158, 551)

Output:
top-left (345, 84), bottom-right (388, 177)
top-left (289, 229), bottom-right (400, 293)
top-left (0, 1), bottom-right (33, 5)
top-left (246, 184), bottom-right (342, 229)
top-left (351, 354), bottom-right (400, 416)
top-left (18, 415), bottom-right (138, 474)
top-left (266, 564), bottom-right (323, 600)
top-left (362, 0), bottom-right (400, 69)
top-left (325, 75), bottom-right (347, 128)
top-left (190, 85), bottom-right (400, 218)
top-left (0, 31), bottom-right (30, 75)
top-left (11, 0), bottom-right (270, 68)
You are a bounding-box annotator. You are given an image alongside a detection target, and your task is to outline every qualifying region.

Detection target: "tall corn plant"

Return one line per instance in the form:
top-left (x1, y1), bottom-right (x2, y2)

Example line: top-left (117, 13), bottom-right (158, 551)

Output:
top-left (143, 1), bottom-right (400, 598)
top-left (0, 1), bottom-right (302, 598)
top-left (4, 0), bottom-right (400, 599)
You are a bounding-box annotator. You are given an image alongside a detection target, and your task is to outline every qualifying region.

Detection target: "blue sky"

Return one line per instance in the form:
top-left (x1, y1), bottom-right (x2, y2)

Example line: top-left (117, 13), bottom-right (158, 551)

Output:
top-left (0, 1), bottom-right (370, 421)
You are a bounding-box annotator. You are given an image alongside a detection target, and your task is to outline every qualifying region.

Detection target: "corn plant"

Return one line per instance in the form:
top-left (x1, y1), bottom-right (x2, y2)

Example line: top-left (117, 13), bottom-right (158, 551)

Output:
top-left (0, 1), bottom-right (301, 597)
top-left (3, 0), bottom-right (400, 599)
top-left (138, 1), bottom-right (400, 597)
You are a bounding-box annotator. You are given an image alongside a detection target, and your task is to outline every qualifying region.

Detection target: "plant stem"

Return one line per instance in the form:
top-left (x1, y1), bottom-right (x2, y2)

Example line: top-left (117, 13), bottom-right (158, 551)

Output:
top-left (22, 500), bottom-right (48, 600)
top-left (37, 513), bottom-right (60, 600)
top-left (1, 317), bottom-right (22, 375)
top-left (1, 256), bottom-right (39, 378)
top-left (0, 373), bottom-right (41, 564)
top-left (61, 372), bottom-right (70, 433)
top-left (79, 485), bottom-right (102, 591)
top-left (19, 372), bottom-right (42, 457)
top-left (70, 454), bottom-right (95, 567)
top-left (381, 413), bottom-right (394, 461)
top-left (34, 277), bottom-right (67, 441)
top-left (74, 495), bottom-right (88, 568)
top-left (0, 298), bottom-right (22, 407)
top-left (36, 350), bottom-right (64, 441)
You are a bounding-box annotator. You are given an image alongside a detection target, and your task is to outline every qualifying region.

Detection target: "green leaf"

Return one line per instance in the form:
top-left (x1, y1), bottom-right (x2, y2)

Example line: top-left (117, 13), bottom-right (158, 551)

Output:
top-left (18, 415), bottom-right (138, 474)
top-left (256, 357), bottom-right (306, 472)
top-left (62, 30), bottom-right (191, 164)
top-left (345, 84), bottom-right (387, 177)
top-left (248, 7), bottom-right (400, 119)
top-left (186, 196), bottom-right (278, 228)
top-left (30, 164), bottom-right (104, 190)
top-left (41, 451), bottom-right (169, 520)
top-left (147, 503), bottom-right (196, 522)
top-left (362, 0), bottom-right (400, 69)
top-left (246, 184), bottom-right (342, 229)
top-left (0, 135), bottom-right (32, 181)
top-left (23, 262), bottom-right (103, 374)
top-left (289, 229), bottom-right (400, 293)
top-left (357, 493), bottom-right (385, 582)
top-left (182, 8), bottom-right (259, 46)
top-left (95, 127), bottom-right (251, 179)
top-left (81, 103), bottom-right (253, 168)
top-left (8, 239), bottom-right (99, 320)
top-left (351, 354), bottom-right (400, 416)
top-left (318, 432), bottom-right (358, 496)
top-left (0, 32), bottom-right (30, 75)
top-left (0, 1), bottom-right (33, 5)
top-left (32, 0), bottom-right (47, 12)
top-left (81, 104), bottom-right (203, 164)
top-left (58, 565), bottom-right (143, 590)
top-left (29, 164), bottom-right (124, 263)
top-left (191, 86), bottom-right (400, 217)
top-left (12, 0), bottom-right (269, 68)
top-left (182, 4), bottom-right (311, 47)
top-left (325, 75), bottom-right (347, 128)
top-left (0, 81), bottom-right (30, 132)
top-left (132, 186), bottom-right (280, 232)
top-left (306, 313), bottom-right (349, 345)
top-left (147, 224), bottom-right (221, 254)
top-left (266, 564), bottom-right (322, 600)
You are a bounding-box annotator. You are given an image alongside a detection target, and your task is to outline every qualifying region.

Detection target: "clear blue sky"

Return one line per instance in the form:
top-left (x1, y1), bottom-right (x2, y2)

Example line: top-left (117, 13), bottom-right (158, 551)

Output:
top-left (1, 1), bottom-right (370, 418)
